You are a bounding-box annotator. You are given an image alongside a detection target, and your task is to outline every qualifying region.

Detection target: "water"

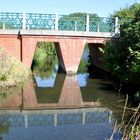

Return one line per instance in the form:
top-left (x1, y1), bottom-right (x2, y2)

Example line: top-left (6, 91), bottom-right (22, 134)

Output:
top-left (0, 69), bottom-right (125, 140)
top-left (0, 48), bottom-right (126, 140)
top-left (0, 108), bottom-right (121, 140)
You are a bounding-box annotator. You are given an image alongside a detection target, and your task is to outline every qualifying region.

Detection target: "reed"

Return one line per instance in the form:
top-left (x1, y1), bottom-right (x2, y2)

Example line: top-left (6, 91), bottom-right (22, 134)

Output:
top-left (109, 95), bottom-right (140, 140)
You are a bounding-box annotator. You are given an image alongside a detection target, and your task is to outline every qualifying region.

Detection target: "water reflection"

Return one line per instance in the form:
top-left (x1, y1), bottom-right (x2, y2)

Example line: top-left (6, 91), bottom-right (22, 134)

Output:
top-left (77, 73), bottom-right (89, 87)
top-left (0, 73), bottom-right (122, 140)
top-left (35, 65), bottom-right (58, 88)
top-left (0, 45), bottom-right (124, 140)
top-left (0, 108), bottom-right (121, 140)
top-left (0, 71), bottom-right (102, 109)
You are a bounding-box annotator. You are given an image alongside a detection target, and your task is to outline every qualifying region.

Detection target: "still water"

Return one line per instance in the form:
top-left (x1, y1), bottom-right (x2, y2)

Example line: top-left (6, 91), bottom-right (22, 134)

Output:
top-left (0, 48), bottom-right (126, 140)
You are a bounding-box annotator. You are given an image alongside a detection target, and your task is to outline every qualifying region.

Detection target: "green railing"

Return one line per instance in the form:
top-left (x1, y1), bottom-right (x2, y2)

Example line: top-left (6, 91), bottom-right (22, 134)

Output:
top-left (0, 12), bottom-right (23, 29)
top-left (26, 13), bottom-right (56, 30)
top-left (0, 12), bottom-right (119, 33)
top-left (89, 17), bottom-right (115, 32)
top-left (58, 15), bottom-right (86, 31)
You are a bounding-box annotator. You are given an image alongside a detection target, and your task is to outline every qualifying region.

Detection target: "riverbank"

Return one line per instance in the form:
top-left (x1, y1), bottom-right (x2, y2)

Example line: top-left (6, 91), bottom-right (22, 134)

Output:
top-left (0, 47), bottom-right (30, 89)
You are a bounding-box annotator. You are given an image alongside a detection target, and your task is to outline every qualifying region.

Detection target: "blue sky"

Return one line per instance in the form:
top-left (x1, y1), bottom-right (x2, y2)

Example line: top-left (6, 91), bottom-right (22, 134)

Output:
top-left (0, 0), bottom-right (140, 17)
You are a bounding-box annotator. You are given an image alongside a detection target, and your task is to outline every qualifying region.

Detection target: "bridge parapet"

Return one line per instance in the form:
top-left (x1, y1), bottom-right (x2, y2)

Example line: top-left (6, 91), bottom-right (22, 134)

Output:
top-left (0, 12), bottom-right (120, 34)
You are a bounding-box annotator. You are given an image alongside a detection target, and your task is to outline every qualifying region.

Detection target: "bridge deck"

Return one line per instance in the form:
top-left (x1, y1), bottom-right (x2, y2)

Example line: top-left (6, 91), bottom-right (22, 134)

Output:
top-left (0, 29), bottom-right (116, 38)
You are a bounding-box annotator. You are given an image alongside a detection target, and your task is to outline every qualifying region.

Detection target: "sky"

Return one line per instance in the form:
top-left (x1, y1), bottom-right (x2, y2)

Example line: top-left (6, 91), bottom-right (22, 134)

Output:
top-left (0, 0), bottom-right (140, 17)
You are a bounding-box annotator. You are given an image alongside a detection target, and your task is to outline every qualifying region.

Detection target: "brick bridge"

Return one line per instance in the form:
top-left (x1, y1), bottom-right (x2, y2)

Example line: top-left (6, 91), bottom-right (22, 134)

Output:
top-left (0, 12), bottom-right (119, 74)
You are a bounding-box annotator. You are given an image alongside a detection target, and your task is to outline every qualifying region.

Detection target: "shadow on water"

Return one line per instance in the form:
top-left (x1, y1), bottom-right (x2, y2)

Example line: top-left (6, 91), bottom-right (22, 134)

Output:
top-left (87, 64), bottom-right (110, 80)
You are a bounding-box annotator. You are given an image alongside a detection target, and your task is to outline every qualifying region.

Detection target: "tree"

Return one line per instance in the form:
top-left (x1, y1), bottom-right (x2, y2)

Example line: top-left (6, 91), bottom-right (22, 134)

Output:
top-left (103, 3), bottom-right (140, 83)
top-left (32, 42), bottom-right (58, 79)
top-left (58, 12), bottom-right (115, 32)
top-left (58, 12), bottom-right (99, 31)
top-left (113, 3), bottom-right (140, 19)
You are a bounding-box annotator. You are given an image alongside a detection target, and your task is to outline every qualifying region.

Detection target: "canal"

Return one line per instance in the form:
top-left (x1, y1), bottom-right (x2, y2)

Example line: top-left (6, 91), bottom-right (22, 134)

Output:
top-left (0, 44), bottom-right (128, 140)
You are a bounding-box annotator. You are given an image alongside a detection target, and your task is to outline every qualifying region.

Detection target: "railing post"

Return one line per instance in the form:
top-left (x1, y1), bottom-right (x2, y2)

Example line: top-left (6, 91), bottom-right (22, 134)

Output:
top-left (74, 21), bottom-right (77, 31)
top-left (86, 14), bottom-right (89, 32)
top-left (55, 14), bottom-right (58, 30)
top-left (115, 17), bottom-right (119, 33)
top-left (22, 12), bottom-right (26, 30)
top-left (24, 115), bottom-right (28, 128)
top-left (54, 114), bottom-right (57, 127)
top-left (82, 112), bottom-right (86, 125)
top-left (97, 22), bottom-right (100, 32)
top-left (2, 23), bottom-right (5, 29)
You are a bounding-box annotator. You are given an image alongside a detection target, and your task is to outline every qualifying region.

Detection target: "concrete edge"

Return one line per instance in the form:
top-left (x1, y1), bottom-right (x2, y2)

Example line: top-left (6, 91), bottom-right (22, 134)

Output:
top-left (0, 29), bottom-right (118, 38)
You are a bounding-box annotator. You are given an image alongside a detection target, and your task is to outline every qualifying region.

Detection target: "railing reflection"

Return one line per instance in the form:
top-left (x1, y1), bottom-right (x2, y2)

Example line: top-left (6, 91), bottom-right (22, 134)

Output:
top-left (0, 108), bottom-right (113, 128)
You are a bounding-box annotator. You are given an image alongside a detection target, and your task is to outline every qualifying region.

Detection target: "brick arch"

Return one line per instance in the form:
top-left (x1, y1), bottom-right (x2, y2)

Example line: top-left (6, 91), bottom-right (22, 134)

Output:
top-left (21, 36), bottom-right (86, 74)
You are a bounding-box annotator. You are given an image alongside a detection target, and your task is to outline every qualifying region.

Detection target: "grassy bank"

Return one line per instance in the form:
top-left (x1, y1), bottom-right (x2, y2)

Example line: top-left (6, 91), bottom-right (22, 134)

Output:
top-left (0, 47), bottom-right (30, 89)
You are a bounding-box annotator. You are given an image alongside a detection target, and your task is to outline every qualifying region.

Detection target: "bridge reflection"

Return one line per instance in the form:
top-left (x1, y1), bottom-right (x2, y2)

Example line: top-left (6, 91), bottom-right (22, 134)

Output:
top-left (0, 72), bottom-right (113, 128)
top-left (0, 73), bottom-right (101, 110)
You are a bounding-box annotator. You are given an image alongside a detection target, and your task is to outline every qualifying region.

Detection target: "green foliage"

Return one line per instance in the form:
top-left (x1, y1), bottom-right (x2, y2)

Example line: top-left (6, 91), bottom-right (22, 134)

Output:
top-left (59, 12), bottom-right (98, 21)
top-left (0, 74), bottom-right (8, 81)
top-left (78, 59), bottom-right (89, 73)
top-left (0, 118), bottom-right (9, 134)
top-left (0, 22), bottom-right (3, 28)
top-left (32, 42), bottom-right (58, 78)
top-left (0, 21), bottom-right (14, 29)
top-left (103, 3), bottom-right (140, 83)
top-left (129, 125), bottom-right (140, 140)
top-left (68, 12), bottom-right (99, 19)
top-left (0, 47), bottom-right (30, 87)
top-left (113, 3), bottom-right (140, 19)
top-left (33, 42), bottom-right (57, 66)
top-left (58, 12), bottom-right (99, 31)
top-left (59, 12), bottom-right (115, 32)
top-left (78, 45), bottom-right (90, 73)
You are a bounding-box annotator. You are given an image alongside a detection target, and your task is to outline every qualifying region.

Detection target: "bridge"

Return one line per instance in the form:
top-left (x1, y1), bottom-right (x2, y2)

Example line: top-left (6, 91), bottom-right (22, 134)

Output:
top-left (0, 12), bottom-right (120, 74)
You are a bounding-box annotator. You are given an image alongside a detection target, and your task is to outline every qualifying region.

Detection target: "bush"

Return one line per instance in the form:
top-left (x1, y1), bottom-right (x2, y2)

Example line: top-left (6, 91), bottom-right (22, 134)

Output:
top-left (0, 47), bottom-right (30, 88)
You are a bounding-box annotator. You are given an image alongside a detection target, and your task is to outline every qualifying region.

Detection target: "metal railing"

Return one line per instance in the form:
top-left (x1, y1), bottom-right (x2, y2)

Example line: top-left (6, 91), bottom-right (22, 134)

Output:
top-left (0, 12), bottom-right (23, 29)
top-left (0, 12), bottom-right (120, 33)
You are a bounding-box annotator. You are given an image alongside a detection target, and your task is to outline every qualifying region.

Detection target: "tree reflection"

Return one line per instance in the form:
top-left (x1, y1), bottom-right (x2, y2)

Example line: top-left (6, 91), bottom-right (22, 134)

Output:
top-left (0, 110), bottom-right (9, 138)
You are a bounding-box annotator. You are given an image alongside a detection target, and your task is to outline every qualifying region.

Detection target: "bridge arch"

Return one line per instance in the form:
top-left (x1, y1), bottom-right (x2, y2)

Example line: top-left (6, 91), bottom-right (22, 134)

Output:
top-left (87, 43), bottom-right (105, 67)
top-left (20, 35), bottom-right (86, 74)
top-left (0, 30), bottom-right (115, 74)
